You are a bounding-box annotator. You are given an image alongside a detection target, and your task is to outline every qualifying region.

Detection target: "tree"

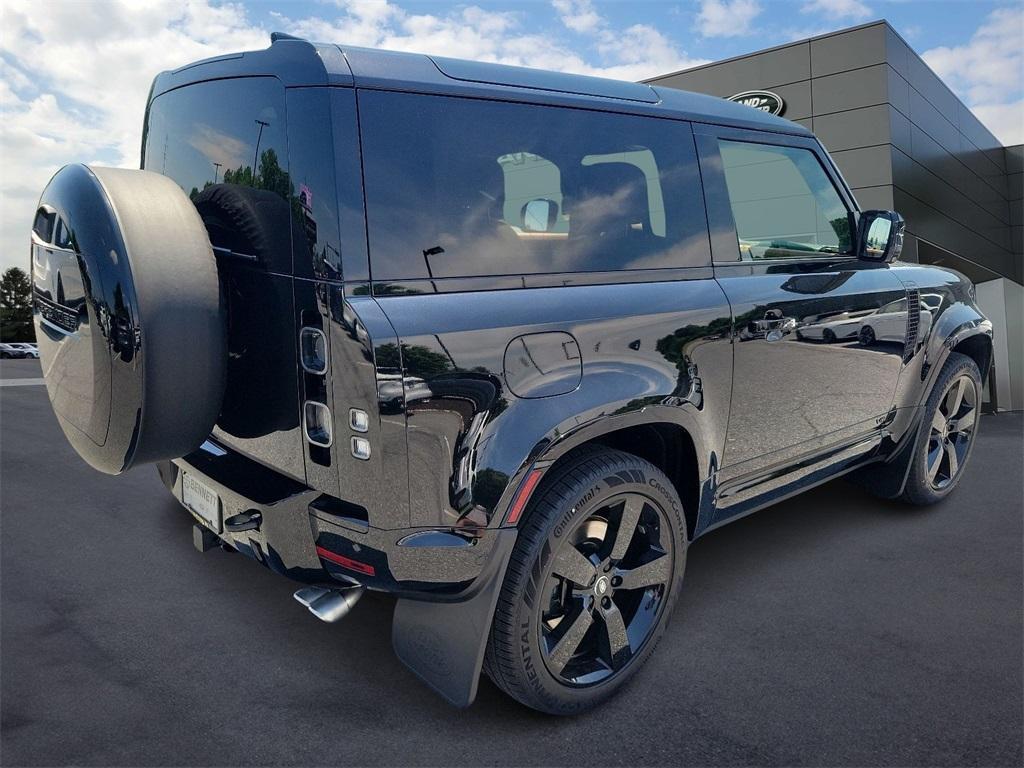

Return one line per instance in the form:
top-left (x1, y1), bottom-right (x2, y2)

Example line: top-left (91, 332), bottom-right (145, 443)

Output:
top-left (0, 267), bottom-right (34, 342)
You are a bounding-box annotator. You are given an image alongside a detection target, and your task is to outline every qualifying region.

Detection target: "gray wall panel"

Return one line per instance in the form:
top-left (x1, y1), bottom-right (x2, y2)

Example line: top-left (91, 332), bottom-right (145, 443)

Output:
top-left (849, 185), bottom-right (894, 213)
top-left (810, 24), bottom-right (887, 77)
top-left (904, 50), bottom-right (961, 119)
top-left (813, 105), bottom-right (892, 152)
top-left (908, 87), bottom-right (962, 160)
top-left (884, 25), bottom-right (912, 80)
top-left (889, 104), bottom-right (912, 155)
top-left (958, 102), bottom-right (1005, 168)
top-left (812, 64), bottom-right (888, 115)
top-left (1006, 145), bottom-right (1024, 175)
top-left (886, 66), bottom-right (911, 117)
top-left (649, 43), bottom-right (810, 95)
top-left (831, 145), bottom-right (894, 188)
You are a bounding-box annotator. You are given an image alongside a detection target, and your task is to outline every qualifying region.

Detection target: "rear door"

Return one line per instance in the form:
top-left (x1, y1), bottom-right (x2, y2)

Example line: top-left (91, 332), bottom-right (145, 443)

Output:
top-left (695, 126), bottom-right (907, 497)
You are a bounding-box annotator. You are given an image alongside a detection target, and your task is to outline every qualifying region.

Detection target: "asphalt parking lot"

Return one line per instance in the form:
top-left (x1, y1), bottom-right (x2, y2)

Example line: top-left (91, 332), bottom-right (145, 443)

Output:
top-left (2, 358), bottom-right (1021, 767)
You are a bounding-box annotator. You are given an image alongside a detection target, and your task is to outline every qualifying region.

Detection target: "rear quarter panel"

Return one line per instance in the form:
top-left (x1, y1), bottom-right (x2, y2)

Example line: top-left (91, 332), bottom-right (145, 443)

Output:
top-left (375, 277), bottom-right (734, 530)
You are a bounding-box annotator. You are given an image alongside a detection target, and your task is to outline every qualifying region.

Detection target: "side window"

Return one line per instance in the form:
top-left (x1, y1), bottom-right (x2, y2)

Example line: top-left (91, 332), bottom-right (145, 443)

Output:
top-left (360, 91), bottom-right (708, 283)
top-left (717, 140), bottom-right (852, 260)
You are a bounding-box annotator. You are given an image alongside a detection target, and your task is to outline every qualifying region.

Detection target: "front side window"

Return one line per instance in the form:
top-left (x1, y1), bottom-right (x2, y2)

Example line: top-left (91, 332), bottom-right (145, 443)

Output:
top-left (360, 91), bottom-right (708, 282)
top-left (718, 140), bottom-right (851, 260)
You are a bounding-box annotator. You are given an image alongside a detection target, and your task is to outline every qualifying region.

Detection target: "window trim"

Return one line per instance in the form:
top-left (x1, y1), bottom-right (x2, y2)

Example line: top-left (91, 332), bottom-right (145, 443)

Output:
top-left (693, 124), bottom-right (859, 267)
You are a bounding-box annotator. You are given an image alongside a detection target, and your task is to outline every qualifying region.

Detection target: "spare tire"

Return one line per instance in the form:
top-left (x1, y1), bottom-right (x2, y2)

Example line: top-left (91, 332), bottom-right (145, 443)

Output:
top-left (191, 184), bottom-right (300, 438)
top-left (31, 164), bottom-right (226, 474)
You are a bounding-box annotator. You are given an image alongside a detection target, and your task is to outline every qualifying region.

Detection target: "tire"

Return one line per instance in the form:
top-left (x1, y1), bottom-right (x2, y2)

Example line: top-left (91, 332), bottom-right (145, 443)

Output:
top-left (859, 325), bottom-right (876, 345)
top-left (822, 328), bottom-right (837, 344)
top-left (32, 164), bottom-right (225, 474)
top-left (899, 352), bottom-right (982, 505)
top-left (484, 447), bottom-right (687, 715)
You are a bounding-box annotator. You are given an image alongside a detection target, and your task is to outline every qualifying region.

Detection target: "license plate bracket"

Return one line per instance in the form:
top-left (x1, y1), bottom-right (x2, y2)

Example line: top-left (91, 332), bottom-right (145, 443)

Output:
top-left (183, 472), bottom-right (221, 534)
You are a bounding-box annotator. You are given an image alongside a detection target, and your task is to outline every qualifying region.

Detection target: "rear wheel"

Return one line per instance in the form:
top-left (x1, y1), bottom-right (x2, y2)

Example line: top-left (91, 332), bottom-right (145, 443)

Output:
top-left (485, 447), bottom-right (687, 714)
top-left (899, 352), bottom-right (982, 505)
top-left (859, 325), bottom-right (876, 345)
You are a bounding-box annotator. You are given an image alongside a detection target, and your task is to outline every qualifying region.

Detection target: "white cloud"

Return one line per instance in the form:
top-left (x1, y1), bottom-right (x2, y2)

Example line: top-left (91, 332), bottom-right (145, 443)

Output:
top-left (923, 6), bottom-right (1024, 145)
top-left (697, 0), bottom-right (762, 38)
top-left (0, 0), bottom-right (705, 274)
top-left (970, 101), bottom-right (1024, 147)
top-left (552, 0), bottom-right (604, 34)
top-left (800, 0), bottom-right (872, 21)
top-left (279, 1), bottom-right (705, 81)
top-left (0, 0), bottom-right (267, 273)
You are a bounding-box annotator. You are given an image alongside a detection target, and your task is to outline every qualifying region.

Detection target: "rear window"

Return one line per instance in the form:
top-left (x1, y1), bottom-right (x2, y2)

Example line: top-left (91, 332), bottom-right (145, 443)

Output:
top-left (359, 92), bottom-right (709, 283)
top-left (142, 77), bottom-right (292, 272)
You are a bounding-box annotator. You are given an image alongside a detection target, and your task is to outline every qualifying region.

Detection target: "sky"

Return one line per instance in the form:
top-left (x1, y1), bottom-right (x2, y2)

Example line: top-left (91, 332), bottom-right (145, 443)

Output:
top-left (1, 0), bottom-right (1022, 274)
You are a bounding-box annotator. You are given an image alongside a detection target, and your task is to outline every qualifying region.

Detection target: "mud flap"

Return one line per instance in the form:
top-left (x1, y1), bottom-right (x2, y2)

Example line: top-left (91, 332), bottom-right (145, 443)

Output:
top-left (848, 409), bottom-right (923, 498)
top-left (391, 528), bottom-right (517, 707)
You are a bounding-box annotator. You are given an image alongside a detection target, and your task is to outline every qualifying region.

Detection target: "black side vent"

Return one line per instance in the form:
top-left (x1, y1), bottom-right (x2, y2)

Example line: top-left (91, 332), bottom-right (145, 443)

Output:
top-left (904, 284), bottom-right (920, 363)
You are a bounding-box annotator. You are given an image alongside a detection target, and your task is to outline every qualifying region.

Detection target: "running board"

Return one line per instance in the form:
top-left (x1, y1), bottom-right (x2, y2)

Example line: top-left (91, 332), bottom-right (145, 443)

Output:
top-left (293, 586), bottom-right (365, 623)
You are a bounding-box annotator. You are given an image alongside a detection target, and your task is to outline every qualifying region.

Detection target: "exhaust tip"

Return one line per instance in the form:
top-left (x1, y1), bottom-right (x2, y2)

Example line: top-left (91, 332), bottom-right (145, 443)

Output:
top-left (308, 587), bottom-right (365, 623)
top-left (293, 586), bottom-right (329, 608)
top-left (293, 586), bottom-right (365, 622)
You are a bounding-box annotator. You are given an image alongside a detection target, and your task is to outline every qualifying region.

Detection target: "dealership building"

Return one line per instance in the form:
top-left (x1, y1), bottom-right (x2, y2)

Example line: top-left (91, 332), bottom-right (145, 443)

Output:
top-left (648, 20), bottom-right (1022, 412)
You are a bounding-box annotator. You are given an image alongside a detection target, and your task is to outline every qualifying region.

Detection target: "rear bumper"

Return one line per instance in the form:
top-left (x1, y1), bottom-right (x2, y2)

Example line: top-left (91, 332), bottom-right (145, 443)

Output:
top-left (159, 440), bottom-right (507, 599)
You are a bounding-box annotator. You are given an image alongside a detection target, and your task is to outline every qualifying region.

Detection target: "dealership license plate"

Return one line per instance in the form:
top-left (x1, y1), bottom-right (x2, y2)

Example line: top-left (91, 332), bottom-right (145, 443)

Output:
top-left (182, 472), bottom-right (221, 533)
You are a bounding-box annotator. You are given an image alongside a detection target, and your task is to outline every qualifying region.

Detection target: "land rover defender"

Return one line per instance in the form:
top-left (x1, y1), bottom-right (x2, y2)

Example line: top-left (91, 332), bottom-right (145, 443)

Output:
top-left (29, 35), bottom-right (992, 714)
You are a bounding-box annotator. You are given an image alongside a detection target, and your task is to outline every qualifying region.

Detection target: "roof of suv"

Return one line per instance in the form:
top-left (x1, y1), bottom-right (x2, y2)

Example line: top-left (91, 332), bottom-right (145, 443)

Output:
top-left (149, 36), bottom-right (810, 137)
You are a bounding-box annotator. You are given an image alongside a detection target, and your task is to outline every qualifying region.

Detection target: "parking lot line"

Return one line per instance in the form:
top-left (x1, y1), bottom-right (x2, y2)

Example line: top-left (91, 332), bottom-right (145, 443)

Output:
top-left (0, 378), bottom-right (45, 387)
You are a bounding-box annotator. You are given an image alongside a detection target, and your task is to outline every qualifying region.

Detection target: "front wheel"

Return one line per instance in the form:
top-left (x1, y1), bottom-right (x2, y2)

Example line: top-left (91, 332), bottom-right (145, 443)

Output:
top-left (899, 352), bottom-right (982, 505)
top-left (484, 447), bottom-right (687, 714)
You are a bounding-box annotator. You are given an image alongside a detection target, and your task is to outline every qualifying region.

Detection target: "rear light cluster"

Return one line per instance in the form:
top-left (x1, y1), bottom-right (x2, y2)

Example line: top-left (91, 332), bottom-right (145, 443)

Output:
top-left (300, 323), bottom-right (373, 462)
top-left (300, 323), bottom-right (332, 464)
top-left (349, 408), bottom-right (371, 461)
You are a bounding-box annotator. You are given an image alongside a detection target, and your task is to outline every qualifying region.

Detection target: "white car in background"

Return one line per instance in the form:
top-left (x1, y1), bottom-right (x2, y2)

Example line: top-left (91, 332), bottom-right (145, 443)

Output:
top-left (1, 343), bottom-right (30, 359)
top-left (859, 294), bottom-right (942, 345)
top-left (797, 309), bottom-right (877, 343)
top-left (10, 343), bottom-right (39, 359)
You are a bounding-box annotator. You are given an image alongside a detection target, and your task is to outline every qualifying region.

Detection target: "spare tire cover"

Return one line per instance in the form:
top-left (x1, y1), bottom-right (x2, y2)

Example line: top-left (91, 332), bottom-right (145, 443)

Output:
top-left (31, 164), bottom-right (226, 474)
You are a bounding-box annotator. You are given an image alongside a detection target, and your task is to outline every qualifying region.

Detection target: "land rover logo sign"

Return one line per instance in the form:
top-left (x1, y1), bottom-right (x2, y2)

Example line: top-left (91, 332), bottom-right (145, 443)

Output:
top-left (728, 90), bottom-right (785, 116)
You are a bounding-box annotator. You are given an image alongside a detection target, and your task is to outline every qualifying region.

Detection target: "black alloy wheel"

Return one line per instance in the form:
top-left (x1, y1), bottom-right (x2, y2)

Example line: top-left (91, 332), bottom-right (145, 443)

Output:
top-left (925, 372), bottom-right (979, 490)
top-left (900, 351), bottom-right (983, 505)
top-left (484, 447), bottom-right (687, 714)
top-left (540, 492), bottom-right (672, 686)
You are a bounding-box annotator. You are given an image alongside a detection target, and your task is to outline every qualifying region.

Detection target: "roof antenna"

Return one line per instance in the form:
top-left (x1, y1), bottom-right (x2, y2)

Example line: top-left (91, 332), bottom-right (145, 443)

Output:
top-left (270, 31), bottom-right (304, 43)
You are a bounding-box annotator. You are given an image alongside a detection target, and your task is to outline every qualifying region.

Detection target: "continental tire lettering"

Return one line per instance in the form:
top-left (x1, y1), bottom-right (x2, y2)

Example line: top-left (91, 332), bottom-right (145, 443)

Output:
top-left (554, 485), bottom-right (599, 538)
top-left (648, 477), bottom-right (680, 514)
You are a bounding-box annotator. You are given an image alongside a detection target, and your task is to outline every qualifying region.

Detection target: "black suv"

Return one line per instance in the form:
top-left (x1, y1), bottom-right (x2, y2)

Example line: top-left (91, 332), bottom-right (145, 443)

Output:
top-left (30, 35), bottom-right (992, 715)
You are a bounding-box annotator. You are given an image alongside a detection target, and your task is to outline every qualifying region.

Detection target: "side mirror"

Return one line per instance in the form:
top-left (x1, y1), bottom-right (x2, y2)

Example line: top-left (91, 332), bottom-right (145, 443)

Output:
top-left (521, 198), bottom-right (558, 232)
top-left (856, 210), bottom-right (905, 262)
